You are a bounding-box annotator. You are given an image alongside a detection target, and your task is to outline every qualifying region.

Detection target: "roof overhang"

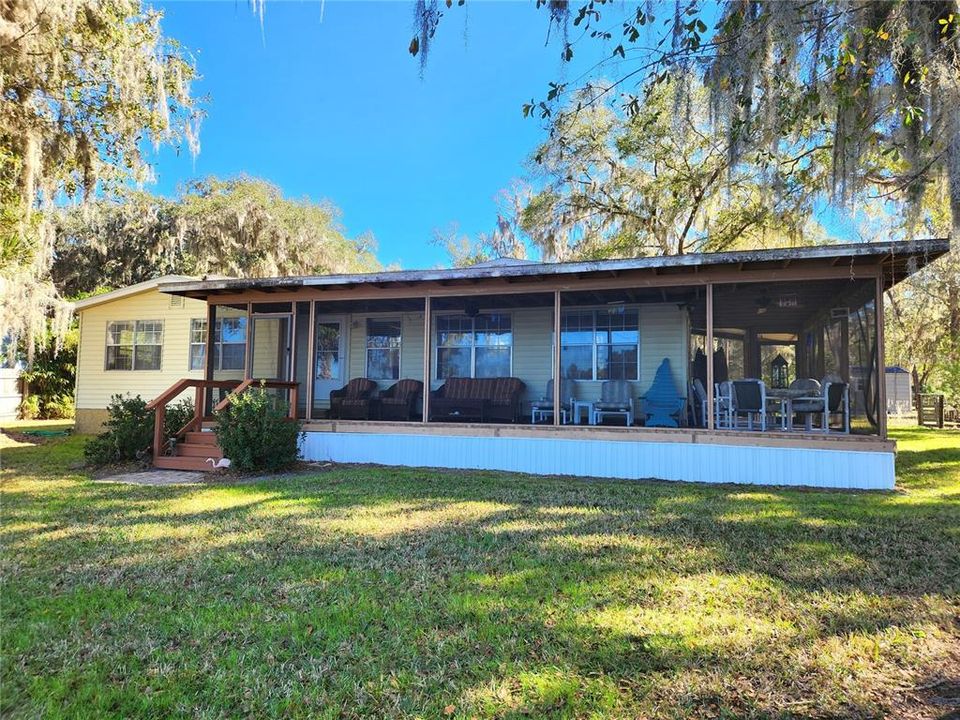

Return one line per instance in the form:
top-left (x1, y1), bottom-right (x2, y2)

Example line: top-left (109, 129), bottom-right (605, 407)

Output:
top-left (157, 238), bottom-right (950, 302)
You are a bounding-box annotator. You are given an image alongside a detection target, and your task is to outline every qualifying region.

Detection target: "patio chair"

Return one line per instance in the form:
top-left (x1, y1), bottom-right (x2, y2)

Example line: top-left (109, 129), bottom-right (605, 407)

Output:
top-left (530, 378), bottom-right (573, 424)
top-left (591, 380), bottom-right (634, 426)
top-left (787, 378), bottom-right (821, 430)
top-left (731, 379), bottom-right (767, 431)
top-left (638, 358), bottom-right (685, 428)
top-left (714, 380), bottom-right (733, 429)
top-left (690, 378), bottom-right (708, 428)
top-left (329, 377), bottom-right (377, 420)
top-left (378, 379), bottom-right (423, 421)
top-left (822, 380), bottom-right (850, 433)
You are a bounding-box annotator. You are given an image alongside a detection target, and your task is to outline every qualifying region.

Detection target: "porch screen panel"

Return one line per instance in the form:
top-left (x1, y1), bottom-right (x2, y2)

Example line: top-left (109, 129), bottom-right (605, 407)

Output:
top-left (474, 313), bottom-right (511, 377)
top-left (366, 319), bottom-right (401, 380)
top-left (190, 317), bottom-right (246, 371)
top-left (560, 310), bottom-right (593, 380)
top-left (848, 298), bottom-right (879, 434)
top-left (596, 308), bottom-right (639, 380)
top-left (436, 315), bottom-right (473, 378)
top-left (559, 308), bottom-right (639, 380)
top-left (209, 304), bottom-right (248, 406)
top-left (436, 313), bottom-right (512, 378)
top-left (315, 323), bottom-right (341, 382)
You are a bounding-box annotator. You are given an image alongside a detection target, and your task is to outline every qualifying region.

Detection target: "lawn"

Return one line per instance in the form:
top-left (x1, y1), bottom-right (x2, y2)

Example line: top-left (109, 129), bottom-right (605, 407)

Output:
top-left (2, 425), bottom-right (958, 719)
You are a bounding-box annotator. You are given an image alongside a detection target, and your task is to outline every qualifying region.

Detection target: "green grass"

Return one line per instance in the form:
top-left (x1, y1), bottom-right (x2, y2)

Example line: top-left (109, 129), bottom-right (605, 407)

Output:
top-left (2, 426), bottom-right (958, 719)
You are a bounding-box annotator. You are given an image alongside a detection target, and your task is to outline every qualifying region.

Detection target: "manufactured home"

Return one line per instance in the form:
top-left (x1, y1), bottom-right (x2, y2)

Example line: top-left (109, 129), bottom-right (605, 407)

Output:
top-left (113, 239), bottom-right (947, 489)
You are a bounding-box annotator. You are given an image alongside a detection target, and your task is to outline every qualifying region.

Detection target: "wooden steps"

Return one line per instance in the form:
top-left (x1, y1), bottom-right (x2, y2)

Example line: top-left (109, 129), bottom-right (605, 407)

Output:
top-left (154, 430), bottom-right (223, 472)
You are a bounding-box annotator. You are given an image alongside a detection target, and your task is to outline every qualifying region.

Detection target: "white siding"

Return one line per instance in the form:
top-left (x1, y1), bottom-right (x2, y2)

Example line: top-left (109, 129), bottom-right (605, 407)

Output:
top-left (75, 290), bottom-right (205, 409)
top-left (301, 431), bottom-right (895, 490)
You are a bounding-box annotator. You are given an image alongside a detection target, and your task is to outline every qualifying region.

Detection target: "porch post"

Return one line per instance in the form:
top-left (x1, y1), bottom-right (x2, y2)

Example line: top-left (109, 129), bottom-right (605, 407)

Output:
top-left (305, 300), bottom-right (315, 421)
top-left (876, 275), bottom-right (888, 438)
top-left (706, 283), bottom-right (715, 430)
top-left (422, 295), bottom-right (431, 423)
top-left (244, 302), bottom-right (253, 380)
top-left (203, 303), bottom-right (216, 417)
top-left (553, 289), bottom-right (561, 426)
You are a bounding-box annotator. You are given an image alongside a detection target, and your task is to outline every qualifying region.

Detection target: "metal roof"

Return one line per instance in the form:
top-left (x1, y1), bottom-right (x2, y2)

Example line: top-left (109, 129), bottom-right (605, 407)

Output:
top-left (158, 238), bottom-right (949, 299)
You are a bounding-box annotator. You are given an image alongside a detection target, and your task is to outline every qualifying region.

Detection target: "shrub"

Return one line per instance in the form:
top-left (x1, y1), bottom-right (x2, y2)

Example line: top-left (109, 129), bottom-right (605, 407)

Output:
top-left (17, 395), bottom-right (40, 420)
top-left (214, 385), bottom-right (301, 472)
top-left (43, 393), bottom-right (75, 419)
top-left (84, 395), bottom-right (196, 467)
top-left (19, 324), bottom-right (78, 419)
top-left (165, 398), bottom-right (195, 436)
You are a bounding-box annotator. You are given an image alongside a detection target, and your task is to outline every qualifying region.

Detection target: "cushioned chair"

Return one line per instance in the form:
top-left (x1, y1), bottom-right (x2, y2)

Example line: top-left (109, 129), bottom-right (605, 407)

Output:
top-left (731, 379), bottom-right (767, 431)
top-left (531, 378), bottom-right (574, 424)
top-left (378, 379), bottom-right (423, 421)
top-left (329, 378), bottom-right (377, 420)
top-left (431, 377), bottom-right (526, 423)
top-left (591, 380), bottom-right (634, 426)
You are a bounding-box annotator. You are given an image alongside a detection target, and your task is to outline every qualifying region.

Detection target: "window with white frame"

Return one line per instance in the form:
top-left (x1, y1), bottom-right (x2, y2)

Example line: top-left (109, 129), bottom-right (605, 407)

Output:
top-left (560, 308), bottom-right (639, 380)
top-left (436, 313), bottom-right (512, 378)
top-left (189, 317), bottom-right (247, 371)
top-left (105, 320), bottom-right (163, 370)
top-left (366, 318), bottom-right (401, 380)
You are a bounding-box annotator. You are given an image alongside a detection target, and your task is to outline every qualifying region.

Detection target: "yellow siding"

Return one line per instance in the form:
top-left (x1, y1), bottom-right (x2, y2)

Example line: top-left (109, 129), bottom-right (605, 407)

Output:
top-left (345, 311), bottom-right (425, 392)
top-left (512, 308), bottom-right (553, 404)
top-left (75, 290), bottom-right (206, 409)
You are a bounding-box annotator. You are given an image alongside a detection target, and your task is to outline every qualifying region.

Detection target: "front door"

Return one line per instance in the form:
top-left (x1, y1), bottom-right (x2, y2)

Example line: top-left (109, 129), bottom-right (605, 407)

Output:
top-left (313, 317), bottom-right (345, 413)
top-left (251, 314), bottom-right (293, 381)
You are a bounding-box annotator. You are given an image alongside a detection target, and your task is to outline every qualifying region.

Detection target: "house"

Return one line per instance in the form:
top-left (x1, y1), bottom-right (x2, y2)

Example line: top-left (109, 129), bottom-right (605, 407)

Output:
top-left (89, 239), bottom-right (948, 489)
top-left (72, 276), bottom-right (213, 432)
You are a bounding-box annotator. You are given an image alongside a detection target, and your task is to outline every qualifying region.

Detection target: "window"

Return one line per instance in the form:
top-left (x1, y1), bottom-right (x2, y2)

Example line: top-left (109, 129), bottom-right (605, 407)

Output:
top-left (106, 320), bottom-right (163, 370)
top-left (189, 317), bottom-right (247, 371)
top-left (560, 308), bottom-right (639, 380)
top-left (436, 313), bottom-right (512, 378)
top-left (366, 319), bottom-right (401, 380)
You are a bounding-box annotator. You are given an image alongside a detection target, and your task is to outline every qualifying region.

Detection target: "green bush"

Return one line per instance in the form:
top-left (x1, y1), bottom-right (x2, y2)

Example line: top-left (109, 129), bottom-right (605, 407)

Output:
top-left (17, 395), bottom-right (40, 420)
top-left (84, 395), bottom-right (196, 467)
top-left (165, 398), bottom-right (195, 436)
top-left (42, 393), bottom-right (75, 419)
top-left (214, 386), bottom-right (301, 472)
top-left (19, 324), bottom-right (78, 419)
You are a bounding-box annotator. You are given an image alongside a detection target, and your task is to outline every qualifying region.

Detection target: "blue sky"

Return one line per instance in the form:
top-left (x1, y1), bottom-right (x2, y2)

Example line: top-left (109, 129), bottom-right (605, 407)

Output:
top-left (151, 1), bottom-right (611, 269)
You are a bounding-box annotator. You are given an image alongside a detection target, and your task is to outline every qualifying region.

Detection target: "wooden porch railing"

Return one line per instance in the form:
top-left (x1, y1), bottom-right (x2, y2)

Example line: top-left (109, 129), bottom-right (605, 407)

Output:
top-left (145, 379), bottom-right (299, 459)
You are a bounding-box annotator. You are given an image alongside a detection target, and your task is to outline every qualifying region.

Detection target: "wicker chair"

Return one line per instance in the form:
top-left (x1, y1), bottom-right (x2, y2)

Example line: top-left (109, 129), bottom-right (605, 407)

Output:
top-left (378, 379), bottom-right (423, 421)
top-left (329, 378), bottom-right (377, 420)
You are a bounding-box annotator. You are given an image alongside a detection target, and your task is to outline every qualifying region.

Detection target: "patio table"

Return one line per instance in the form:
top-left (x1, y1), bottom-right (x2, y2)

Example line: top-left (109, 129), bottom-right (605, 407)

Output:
top-left (766, 388), bottom-right (818, 431)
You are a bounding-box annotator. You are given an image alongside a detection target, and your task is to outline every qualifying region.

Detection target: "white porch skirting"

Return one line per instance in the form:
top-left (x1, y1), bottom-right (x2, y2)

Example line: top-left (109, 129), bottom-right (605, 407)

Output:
top-left (301, 430), bottom-right (895, 490)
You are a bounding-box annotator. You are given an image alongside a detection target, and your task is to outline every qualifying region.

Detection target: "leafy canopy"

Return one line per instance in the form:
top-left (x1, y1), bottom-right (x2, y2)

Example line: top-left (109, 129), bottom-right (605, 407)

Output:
top-left (0, 0), bottom-right (201, 358)
top-left (52, 176), bottom-right (380, 298)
